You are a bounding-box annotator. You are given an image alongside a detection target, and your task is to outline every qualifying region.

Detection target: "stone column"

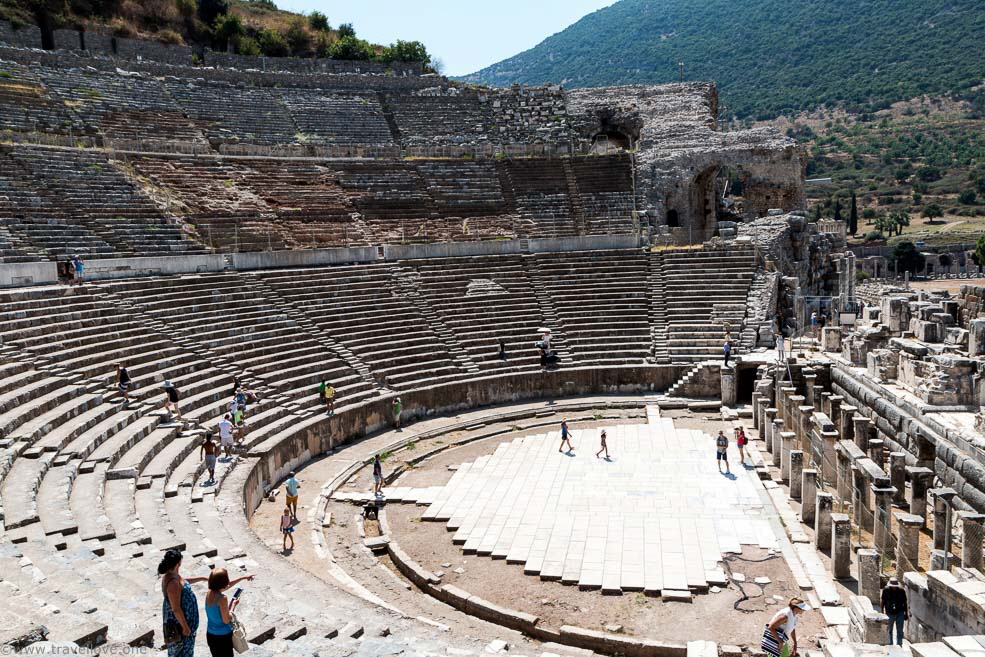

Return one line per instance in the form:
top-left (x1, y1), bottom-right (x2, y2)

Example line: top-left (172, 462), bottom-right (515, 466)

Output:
top-left (969, 318), bottom-right (985, 357)
top-left (854, 467), bottom-right (873, 534)
top-left (906, 466), bottom-right (933, 526)
top-left (835, 444), bottom-right (853, 504)
top-left (828, 396), bottom-right (843, 430)
top-left (894, 511), bottom-right (923, 578)
top-left (959, 512), bottom-right (985, 571)
top-left (872, 486), bottom-right (897, 552)
top-left (868, 438), bottom-right (885, 469)
top-left (801, 469), bottom-right (818, 526)
top-left (930, 549), bottom-right (949, 571)
top-left (798, 404), bottom-right (814, 452)
top-left (815, 492), bottom-right (834, 553)
top-left (889, 452), bottom-right (907, 506)
top-left (857, 548), bottom-right (881, 605)
top-left (779, 386), bottom-right (796, 425)
top-left (853, 416), bottom-right (872, 451)
top-left (803, 374), bottom-right (817, 408)
top-left (931, 487), bottom-right (957, 552)
top-left (752, 391), bottom-right (761, 430)
top-left (721, 367), bottom-right (736, 407)
top-left (780, 431), bottom-right (796, 482)
top-left (820, 392), bottom-right (832, 416)
top-left (765, 410), bottom-right (779, 464)
top-left (789, 450), bottom-right (804, 500)
top-left (831, 513), bottom-right (852, 579)
top-left (840, 404), bottom-right (858, 442)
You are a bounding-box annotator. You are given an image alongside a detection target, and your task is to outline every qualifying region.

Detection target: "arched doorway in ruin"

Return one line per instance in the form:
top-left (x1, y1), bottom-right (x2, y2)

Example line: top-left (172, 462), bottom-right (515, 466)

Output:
top-left (589, 129), bottom-right (632, 154)
top-left (689, 165), bottom-right (720, 241)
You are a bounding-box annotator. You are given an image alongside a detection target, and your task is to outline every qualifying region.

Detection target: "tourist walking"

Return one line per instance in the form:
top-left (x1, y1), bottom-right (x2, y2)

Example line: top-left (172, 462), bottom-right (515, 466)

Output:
top-left (559, 419), bottom-right (574, 453)
top-left (881, 577), bottom-right (908, 645)
top-left (810, 311), bottom-right (819, 340)
top-left (116, 363), bottom-right (131, 404)
top-left (163, 381), bottom-right (181, 419)
top-left (204, 568), bottom-right (255, 657)
top-left (761, 597), bottom-right (810, 657)
top-left (498, 338), bottom-right (507, 361)
top-left (284, 471), bottom-right (300, 519)
top-left (723, 339), bottom-right (732, 367)
top-left (595, 429), bottom-right (610, 459)
top-left (72, 255), bottom-right (85, 286)
top-left (200, 433), bottom-right (219, 484)
top-left (716, 430), bottom-right (730, 474)
top-left (159, 549), bottom-right (206, 657)
top-left (373, 454), bottom-right (384, 496)
top-left (280, 507), bottom-right (295, 551)
top-left (323, 381), bottom-right (335, 414)
top-left (217, 414), bottom-right (234, 459)
top-left (392, 397), bottom-right (402, 429)
top-left (736, 426), bottom-right (748, 465)
top-left (776, 325), bottom-right (786, 362)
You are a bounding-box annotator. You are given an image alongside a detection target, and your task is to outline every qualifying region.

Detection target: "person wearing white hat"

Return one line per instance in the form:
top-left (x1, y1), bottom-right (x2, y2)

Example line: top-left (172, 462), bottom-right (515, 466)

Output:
top-left (163, 380), bottom-right (181, 419)
top-left (762, 596), bottom-right (810, 657)
top-left (881, 577), bottom-right (908, 645)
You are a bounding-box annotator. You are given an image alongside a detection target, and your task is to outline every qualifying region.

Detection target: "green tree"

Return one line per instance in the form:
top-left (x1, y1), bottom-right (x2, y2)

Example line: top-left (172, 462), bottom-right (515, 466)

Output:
top-left (848, 190), bottom-right (858, 235)
top-left (337, 22), bottom-right (355, 38)
top-left (959, 189), bottom-right (977, 205)
top-left (922, 203), bottom-right (944, 222)
top-left (284, 16), bottom-right (311, 55)
top-left (889, 241), bottom-right (925, 276)
top-left (257, 28), bottom-right (289, 56)
top-left (235, 35), bottom-right (261, 56)
top-left (833, 198), bottom-right (842, 223)
top-left (972, 235), bottom-right (985, 270)
top-left (813, 204), bottom-right (822, 221)
top-left (308, 10), bottom-right (329, 31)
top-left (938, 253), bottom-right (952, 272)
top-left (329, 35), bottom-right (374, 60)
top-left (212, 13), bottom-right (242, 51)
top-left (197, 0), bottom-right (228, 25)
top-left (384, 39), bottom-right (429, 63)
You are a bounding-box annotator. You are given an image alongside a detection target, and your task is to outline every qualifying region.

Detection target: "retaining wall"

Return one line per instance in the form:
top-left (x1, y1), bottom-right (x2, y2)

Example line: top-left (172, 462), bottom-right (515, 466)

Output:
top-left (84, 255), bottom-right (227, 280)
top-left (230, 247), bottom-right (378, 270)
top-left (0, 262), bottom-right (58, 288)
top-left (528, 234), bottom-right (640, 252)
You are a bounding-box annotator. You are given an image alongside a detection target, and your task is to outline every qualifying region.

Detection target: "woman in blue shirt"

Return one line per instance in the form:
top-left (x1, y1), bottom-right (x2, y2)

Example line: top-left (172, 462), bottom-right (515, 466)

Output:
top-left (205, 568), bottom-right (255, 656)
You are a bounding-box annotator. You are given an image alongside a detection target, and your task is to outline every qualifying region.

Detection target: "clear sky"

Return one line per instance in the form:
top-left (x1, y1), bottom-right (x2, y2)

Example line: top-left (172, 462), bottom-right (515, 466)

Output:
top-left (274, 1), bottom-right (618, 76)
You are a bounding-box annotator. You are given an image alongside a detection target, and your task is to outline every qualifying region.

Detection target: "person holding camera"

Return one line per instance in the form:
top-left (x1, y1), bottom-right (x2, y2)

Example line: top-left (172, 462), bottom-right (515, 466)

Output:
top-left (204, 567), bottom-right (255, 657)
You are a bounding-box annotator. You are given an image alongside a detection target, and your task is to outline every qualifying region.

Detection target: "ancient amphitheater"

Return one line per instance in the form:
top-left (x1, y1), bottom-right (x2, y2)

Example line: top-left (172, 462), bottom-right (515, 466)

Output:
top-left (1, 24), bottom-right (984, 657)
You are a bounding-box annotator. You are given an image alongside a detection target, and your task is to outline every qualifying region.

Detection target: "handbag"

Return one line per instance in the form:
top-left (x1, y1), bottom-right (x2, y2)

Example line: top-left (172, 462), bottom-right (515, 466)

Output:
top-left (230, 613), bottom-right (248, 653)
top-left (760, 625), bottom-right (788, 657)
top-left (162, 621), bottom-right (183, 646)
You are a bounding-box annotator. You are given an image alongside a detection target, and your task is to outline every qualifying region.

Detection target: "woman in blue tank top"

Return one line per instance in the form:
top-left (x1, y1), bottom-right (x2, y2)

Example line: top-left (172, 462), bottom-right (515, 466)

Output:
top-left (204, 567), bottom-right (255, 657)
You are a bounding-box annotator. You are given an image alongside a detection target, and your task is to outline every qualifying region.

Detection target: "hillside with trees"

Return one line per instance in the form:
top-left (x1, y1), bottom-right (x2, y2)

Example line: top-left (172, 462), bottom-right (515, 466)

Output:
top-left (0, 0), bottom-right (433, 65)
top-left (463, 0), bottom-right (985, 121)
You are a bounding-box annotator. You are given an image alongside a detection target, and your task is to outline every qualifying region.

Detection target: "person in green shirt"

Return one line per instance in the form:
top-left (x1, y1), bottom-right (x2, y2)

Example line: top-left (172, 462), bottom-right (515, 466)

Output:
top-left (392, 397), bottom-right (402, 430)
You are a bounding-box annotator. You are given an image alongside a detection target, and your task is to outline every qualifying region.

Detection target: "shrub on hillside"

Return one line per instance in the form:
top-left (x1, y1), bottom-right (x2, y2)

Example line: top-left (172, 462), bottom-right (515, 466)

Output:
top-left (329, 35), bottom-right (373, 60)
top-left (959, 189), bottom-right (977, 205)
top-left (284, 17), bottom-right (310, 56)
top-left (257, 28), bottom-right (289, 57)
top-left (308, 11), bottom-right (329, 31)
top-left (156, 29), bottom-right (184, 45)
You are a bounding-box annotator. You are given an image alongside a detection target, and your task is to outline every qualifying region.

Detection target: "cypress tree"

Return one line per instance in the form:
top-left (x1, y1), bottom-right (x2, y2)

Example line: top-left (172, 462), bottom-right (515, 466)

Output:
top-left (849, 190), bottom-right (859, 235)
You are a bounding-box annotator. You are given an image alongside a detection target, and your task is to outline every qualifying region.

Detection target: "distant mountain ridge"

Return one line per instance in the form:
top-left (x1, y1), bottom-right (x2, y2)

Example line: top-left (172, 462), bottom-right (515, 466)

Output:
top-left (461, 0), bottom-right (985, 120)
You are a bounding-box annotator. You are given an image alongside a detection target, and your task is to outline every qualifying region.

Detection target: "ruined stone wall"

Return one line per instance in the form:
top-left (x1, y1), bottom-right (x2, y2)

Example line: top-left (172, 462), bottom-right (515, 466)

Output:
top-left (737, 212), bottom-right (842, 299)
top-left (487, 86), bottom-right (571, 144)
top-left (0, 46), bottom-right (436, 92)
top-left (959, 284), bottom-right (985, 327)
top-left (830, 363), bottom-right (985, 513)
top-left (0, 21), bottom-right (42, 48)
top-left (903, 568), bottom-right (985, 642)
top-left (566, 84), bottom-right (805, 244)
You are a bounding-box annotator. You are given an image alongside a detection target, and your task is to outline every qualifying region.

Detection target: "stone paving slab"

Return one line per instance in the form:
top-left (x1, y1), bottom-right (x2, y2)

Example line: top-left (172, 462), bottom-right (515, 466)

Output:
top-left (368, 416), bottom-right (783, 595)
